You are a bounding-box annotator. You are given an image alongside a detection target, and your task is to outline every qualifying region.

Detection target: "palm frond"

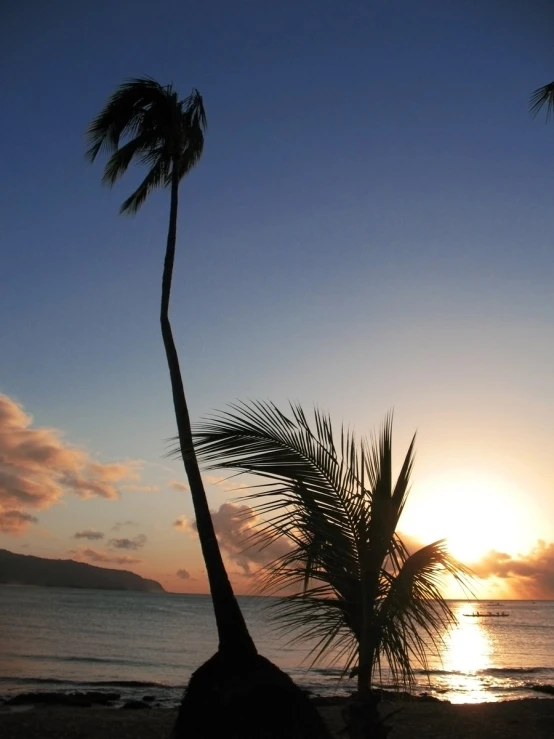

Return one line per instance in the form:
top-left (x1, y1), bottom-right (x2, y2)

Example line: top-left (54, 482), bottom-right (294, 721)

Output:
top-left (181, 89), bottom-right (208, 135)
top-left (266, 589), bottom-right (359, 674)
top-left (191, 401), bottom-right (367, 553)
top-left (177, 134), bottom-right (205, 179)
top-left (85, 77), bottom-right (169, 162)
top-left (374, 541), bottom-right (472, 686)
top-left (530, 81), bottom-right (554, 120)
top-left (119, 158), bottom-right (168, 214)
top-left (101, 132), bottom-right (159, 186)
top-left (176, 89), bottom-right (207, 177)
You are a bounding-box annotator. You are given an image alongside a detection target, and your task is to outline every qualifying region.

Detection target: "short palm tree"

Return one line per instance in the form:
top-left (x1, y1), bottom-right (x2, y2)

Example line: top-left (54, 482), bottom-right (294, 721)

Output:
top-left (193, 402), bottom-right (471, 737)
top-left (86, 78), bottom-right (331, 738)
top-left (530, 81), bottom-right (554, 120)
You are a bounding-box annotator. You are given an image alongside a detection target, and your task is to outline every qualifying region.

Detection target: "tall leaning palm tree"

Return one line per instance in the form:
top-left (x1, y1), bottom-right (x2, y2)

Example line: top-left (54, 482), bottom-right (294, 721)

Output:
top-left (86, 78), bottom-right (331, 739)
top-left (192, 402), bottom-right (471, 738)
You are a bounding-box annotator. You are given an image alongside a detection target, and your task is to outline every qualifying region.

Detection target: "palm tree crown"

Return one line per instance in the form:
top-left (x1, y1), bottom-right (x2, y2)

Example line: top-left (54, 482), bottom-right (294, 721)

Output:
top-left (192, 401), bottom-right (471, 692)
top-left (86, 77), bottom-right (206, 213)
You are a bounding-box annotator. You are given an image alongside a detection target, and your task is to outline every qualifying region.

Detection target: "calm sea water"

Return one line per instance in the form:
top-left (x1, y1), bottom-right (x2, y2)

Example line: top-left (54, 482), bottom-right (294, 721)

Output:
top-left (0, 586), bottom-right (553, 705)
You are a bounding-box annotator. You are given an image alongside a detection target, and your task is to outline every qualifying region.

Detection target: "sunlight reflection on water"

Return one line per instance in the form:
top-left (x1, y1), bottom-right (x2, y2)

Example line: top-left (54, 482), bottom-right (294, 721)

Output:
top-left (440, 603), bottom-right (493, 703)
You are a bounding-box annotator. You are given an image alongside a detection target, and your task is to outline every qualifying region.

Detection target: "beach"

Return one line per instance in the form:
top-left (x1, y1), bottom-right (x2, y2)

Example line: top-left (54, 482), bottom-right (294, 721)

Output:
top-left (2, 700), bottom-right (554, 739)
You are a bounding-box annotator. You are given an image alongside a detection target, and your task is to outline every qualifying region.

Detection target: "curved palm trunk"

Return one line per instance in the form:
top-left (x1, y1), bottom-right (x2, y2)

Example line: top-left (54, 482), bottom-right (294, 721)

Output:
top-left (164, 168), bottom-right (332, 739)
top-left (161, 166), bottom-right (256, 659)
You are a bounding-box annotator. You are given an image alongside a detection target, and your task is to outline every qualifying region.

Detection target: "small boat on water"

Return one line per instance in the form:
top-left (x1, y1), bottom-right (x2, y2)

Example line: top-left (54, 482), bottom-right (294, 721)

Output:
top-left (463, 611), bottom-right (510, 618)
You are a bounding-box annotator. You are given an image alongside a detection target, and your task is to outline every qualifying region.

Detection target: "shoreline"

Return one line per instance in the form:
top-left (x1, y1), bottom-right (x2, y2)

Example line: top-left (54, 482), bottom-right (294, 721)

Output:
top-left (2, 699), bottom-right (554, 739)
top-left (2, 680), bottom-right (553, 708)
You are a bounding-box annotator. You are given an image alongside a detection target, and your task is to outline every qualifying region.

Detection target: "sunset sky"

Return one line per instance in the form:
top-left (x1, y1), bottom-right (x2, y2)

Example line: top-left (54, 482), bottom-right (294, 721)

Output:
top-left (1, 1), bottom-right (553, 599)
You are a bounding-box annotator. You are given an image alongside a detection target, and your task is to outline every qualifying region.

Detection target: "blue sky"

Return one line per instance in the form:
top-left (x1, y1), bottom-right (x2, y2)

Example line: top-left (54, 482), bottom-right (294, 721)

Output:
top-left (1, 1), bottom-right (554, 595)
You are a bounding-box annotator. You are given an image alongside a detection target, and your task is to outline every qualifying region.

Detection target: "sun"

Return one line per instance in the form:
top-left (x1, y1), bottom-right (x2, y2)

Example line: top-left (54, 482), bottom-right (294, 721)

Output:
top-left (400, 470), bottom-right (535, 564)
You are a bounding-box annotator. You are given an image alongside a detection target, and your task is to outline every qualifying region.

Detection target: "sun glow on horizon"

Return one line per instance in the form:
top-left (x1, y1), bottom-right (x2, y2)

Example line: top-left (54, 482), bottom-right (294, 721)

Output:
top-left (401, 471), bottom-right (537, 565)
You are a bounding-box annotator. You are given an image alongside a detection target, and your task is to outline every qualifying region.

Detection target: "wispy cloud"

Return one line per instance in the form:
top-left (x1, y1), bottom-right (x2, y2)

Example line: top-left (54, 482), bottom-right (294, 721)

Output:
top-left (169, 480), bottom-right (189, 492)
top-left (176, 568), bottom-right (191, 580)
top-left (0, 393), bottom-right (142, 535)
top-left (108, 534), bottom-right (147, 551)
top-left (73, 529), bottom-right (104, 541)
top-left (121, 484), bottom-right (161, 493)
top-left (112, 520), bottom-right (137, 531)
top-left (73, 547), bottom-right (142, 566)
top-left (173, 515), bottom-right (195, 533)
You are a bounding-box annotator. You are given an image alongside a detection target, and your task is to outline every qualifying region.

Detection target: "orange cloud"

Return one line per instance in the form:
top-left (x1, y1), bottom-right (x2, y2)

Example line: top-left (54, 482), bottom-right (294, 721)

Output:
top-left (0, 393), bottom-right (142, 534)
top-left (179, 502), bottom-right (292, 577)
top-left (0, 510), bottom-right (38, 534)
top-left (470, 540), bottom-right (554, 598)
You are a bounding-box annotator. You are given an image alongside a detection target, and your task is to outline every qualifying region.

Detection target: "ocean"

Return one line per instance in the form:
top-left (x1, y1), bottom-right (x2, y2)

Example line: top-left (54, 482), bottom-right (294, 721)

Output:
top-left (0, 586), bottom-right (553, 706)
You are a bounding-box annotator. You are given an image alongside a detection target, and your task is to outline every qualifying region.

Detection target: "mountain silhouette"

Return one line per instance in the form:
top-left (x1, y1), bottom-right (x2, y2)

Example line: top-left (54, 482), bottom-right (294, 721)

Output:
top-left (0, 549), bottom-right (165, 593)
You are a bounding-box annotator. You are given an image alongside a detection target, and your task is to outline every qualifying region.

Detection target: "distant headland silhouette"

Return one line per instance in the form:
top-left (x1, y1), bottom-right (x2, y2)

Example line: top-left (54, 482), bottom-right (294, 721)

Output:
top-left (0, 549), bottom-right (165, 593)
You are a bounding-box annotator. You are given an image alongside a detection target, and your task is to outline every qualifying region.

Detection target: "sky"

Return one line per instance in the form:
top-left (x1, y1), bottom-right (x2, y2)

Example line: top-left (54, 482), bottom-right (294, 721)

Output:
top-left (1, 0), bottom-right (554, 598)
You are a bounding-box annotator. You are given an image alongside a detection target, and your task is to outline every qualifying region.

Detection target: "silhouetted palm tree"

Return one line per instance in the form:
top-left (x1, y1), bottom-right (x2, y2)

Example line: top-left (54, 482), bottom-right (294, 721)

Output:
top-left (86, 78), bottom-right (331, 739)
top-left (193, 402), bottom-right (471, 738)
top-left (530, 81), bottom-right (554, 120)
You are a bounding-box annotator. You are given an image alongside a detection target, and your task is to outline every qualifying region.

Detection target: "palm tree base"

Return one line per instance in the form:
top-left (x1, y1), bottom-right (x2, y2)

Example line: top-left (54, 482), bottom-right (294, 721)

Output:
top-left (170, 651), bottom-right (333, 738)
top-left (342, 694), bottom-right (391, 739)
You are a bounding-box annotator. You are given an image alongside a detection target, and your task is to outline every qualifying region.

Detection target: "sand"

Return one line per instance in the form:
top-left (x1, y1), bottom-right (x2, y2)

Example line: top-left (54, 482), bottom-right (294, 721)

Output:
top-left (2, 700), bottom-right (554, 739)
